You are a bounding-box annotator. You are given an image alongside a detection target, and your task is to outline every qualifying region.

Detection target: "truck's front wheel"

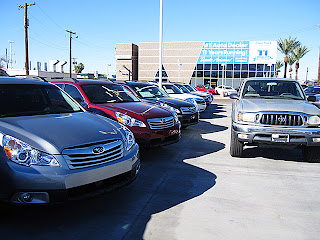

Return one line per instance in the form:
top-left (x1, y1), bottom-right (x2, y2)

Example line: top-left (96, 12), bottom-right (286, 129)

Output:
top-left (302, 146), bottom-right (320, 163)
top-left (230, 130), bottom-right (244, 157)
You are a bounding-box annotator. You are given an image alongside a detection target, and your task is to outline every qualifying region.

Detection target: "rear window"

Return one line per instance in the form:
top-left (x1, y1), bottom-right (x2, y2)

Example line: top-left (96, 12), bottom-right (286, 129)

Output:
top-left (0, 84), bottom-right (82, 117)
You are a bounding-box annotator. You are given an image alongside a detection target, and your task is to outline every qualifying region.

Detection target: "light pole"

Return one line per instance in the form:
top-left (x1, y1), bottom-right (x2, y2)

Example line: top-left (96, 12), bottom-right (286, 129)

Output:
top-left (106, 64), bottom-right (111, 79)
top-left (158, 0), bottom-right (163, 89)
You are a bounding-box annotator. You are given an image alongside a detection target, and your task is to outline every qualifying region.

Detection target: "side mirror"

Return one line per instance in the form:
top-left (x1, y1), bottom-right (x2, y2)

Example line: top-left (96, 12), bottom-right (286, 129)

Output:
top-left (229, 93), bottom-right (238, 99)
top-left (307, 95), bottom-right (316, 102)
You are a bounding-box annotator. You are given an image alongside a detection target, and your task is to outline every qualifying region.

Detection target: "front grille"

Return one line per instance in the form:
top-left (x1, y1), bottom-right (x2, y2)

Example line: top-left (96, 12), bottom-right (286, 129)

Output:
top-left (62, 140), bottom-right (124, 169)
top-left (196, 99), bottom-right (206, 104)
top-left (147, 116), bottom-right (175, 129)
top-left (260, 114), bottom-right (303, 126)
top-left (180, 106), bottom-right (197, 114)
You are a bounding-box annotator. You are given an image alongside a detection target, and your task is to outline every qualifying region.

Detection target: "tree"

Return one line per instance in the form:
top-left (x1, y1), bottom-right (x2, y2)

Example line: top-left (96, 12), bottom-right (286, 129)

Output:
top-left (293, 46), bottom-right (309, 80)
top-left (0, 56), bottom-right (6, 69)
top-left (276, 60), bottom-right (284, 77)
top-left (74, 63), bottom-right (84, 73)
top-left (277, 37), bottom-right (300, 78)
top-left (287, 55), bottom-right (296, 79)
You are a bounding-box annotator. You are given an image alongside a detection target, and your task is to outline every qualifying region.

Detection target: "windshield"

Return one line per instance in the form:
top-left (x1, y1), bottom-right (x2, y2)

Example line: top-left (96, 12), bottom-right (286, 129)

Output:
top-left (204, 86), bottom-right (211, 89)
top-left (82, 84), bottom-right (140, 104)
top-left (185, 85), bottom-right (196, 92)
top-left (132, 85), bottom-right (169, 98)
top-left (176, 85), bottom-right (191, 93)
top-left (305, 87), bottom-right (320, 94)
top-left (242, 80), bottom-right (305, 100)
top-left (0, 84), bottom-right (82, 117)
top-left (163, 84), bottom-right (183, 94)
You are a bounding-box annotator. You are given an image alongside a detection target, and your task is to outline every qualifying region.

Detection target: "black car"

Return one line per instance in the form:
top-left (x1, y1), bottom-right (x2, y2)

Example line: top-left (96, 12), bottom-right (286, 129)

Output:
top-left (124, 82), bottom-right (199, 128)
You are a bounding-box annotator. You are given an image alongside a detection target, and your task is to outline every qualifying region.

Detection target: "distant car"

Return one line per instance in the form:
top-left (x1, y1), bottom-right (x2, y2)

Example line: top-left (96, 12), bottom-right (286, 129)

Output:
top-left (215, 85), bottom-right (237, 96)
top-left (161, 83), bottom-right (207, 112)
top-left (304, 86), bottom-right (320, 101)
top-left (0, 77), bottom-right (140, 204)
top-left (195, 85), bottom-right (215, 94)
top-left (124, 82), bottom-right (199, 128)
top-left (173, 83), bottom-right (213, 106)
top-left (52, 79), bottom-right (181, 148)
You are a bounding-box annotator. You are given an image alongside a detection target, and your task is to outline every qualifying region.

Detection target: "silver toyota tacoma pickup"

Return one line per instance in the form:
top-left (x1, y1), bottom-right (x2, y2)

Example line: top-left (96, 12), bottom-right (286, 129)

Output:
top-left (230, 77), bottom-right (320, 162)
top-left (0, 77), bottom-right (140, 204)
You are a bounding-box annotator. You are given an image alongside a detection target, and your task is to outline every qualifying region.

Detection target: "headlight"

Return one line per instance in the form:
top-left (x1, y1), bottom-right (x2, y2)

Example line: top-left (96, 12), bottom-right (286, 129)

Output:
top-left (238, 112), bottom-right (258, 123)
top-left (185, 98), bottom-right (199, 112)
top-left (1, 135), bottom-right (60, 167)
top-left (121, 126), bottom-right (135, 151)
top-left (308, 116), bottom-right (320, 125)
top-left (159, 102), bottom-right (181, 114)
top-left (115, 112), bottom-right (146, 127)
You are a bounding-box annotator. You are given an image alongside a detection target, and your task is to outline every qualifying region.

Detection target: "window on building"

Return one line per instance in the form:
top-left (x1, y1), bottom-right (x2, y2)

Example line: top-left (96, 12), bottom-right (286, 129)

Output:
top-left (242, 64), bottom-right (248, 71)
top-left (249, 64), bottom-right (256, 71)
top-left (197, 71), bottom-right (203, 77)
top-left (211, 71), bottom-right (218, 78)
top-left (212, 64), bottom-right (218, 70)
top-left (234, 72), bottom-right (240, 78)
top-left (204, 71), bottom-right (210, 77)
top-left (241, 72), bottom-right (248, 78)
top-left (234, 64), bottom-right (240, 71)
top-left (226, 64), bottom-right (233, 70)
top-left (257, 64), bottom-right (264, 71)
top-left (204, 64), bottom-right (211, 70)
top-left (197, 64), bottom-right (203, 70)
top-left (226, 71), bottom-right (233, 78)
top-left (249, 72), bottom-right (256, 77)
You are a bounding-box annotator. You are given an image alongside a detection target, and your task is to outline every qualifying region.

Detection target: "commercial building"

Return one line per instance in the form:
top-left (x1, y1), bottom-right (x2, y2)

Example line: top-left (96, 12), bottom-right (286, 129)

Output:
top-left (116, 41), bottom-right (277, 88)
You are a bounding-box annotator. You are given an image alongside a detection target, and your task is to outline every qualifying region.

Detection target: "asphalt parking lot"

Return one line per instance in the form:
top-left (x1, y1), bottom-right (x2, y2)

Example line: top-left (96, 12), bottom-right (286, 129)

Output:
top-left (1, 97), bottom-right (320, 240)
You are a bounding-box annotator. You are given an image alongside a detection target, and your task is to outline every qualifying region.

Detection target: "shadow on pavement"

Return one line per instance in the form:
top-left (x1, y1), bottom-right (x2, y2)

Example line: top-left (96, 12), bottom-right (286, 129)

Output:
top-left (243, 146), bottom-right (304, 162)
top-left (0, 107), bottom-right (226, 240)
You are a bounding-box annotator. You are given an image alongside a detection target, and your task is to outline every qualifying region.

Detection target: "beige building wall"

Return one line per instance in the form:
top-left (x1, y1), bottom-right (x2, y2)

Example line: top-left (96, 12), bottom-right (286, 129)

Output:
top-left (139, 41), bottom-right (204, 83)
top-left (116, 43), bottom-right (138, 81)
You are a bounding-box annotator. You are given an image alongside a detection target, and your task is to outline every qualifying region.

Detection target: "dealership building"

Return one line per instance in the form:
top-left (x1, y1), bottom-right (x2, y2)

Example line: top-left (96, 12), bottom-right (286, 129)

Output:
top-left (116, 41), bottom-right (277, 88)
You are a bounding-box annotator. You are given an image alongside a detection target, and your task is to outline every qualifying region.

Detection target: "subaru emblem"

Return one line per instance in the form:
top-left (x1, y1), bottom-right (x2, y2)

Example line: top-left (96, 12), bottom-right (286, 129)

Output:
top-left (93, 146), bottom-right (104, 154)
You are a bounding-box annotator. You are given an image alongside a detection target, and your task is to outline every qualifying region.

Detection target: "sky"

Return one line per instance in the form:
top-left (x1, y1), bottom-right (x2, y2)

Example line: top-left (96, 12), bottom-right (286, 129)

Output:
top-left (1, 0), bottom-right (320, 80)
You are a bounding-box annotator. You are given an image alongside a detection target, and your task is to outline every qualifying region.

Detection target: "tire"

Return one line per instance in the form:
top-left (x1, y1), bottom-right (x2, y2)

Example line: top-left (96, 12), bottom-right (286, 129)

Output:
top-left (230, 130), bottom-right (244, 157)
top-left (302, 146), bottom-right (320, 163)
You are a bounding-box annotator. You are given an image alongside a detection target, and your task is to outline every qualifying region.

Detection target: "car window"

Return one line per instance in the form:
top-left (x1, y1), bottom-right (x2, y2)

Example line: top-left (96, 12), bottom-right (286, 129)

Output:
top-left (184, 85), bottom-right (194, 91)
top-left (242, 80), bottom-right (305, 100)
top-left (177, 85), bottom-right (191, 93)
top-left (163, 85), bottom-right (183, 94)
top-left (65, 84), bottom-right (85, 102)
top-left (81, 84), bottom-right (140, 104)
top-left (133, 85), bottom-right (169, 98)
top-left (0, 84), bottom-right (82, 117)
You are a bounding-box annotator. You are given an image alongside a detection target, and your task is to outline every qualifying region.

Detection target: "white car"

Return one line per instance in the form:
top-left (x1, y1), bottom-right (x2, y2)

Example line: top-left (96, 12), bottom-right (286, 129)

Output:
top-left (215, 85), bottom-right (237, 96)
top-left (162, 83), bottom-right (207, 112)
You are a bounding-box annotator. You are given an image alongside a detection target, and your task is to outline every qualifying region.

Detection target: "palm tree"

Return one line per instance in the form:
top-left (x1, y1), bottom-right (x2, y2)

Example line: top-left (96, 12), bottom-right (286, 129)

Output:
top-left (287, 55), bottom-right (296, 79)
top-left (293, 46), bottom-right (309, 80)
top-left (277, 37), bottom-right (300, 78)
top-left (276, 60), bottom-right (284, 77)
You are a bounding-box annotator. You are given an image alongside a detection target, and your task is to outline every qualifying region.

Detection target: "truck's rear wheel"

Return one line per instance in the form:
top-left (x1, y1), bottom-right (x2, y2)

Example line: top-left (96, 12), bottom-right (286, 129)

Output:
top-left (230, 130), bottom-right (244, 157)
top-left (302, 146), bottom-right (320, 163)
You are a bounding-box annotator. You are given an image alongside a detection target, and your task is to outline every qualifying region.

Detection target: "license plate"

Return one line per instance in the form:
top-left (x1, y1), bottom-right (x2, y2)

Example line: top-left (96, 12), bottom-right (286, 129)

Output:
top-left (271, 134), bottom-right (289, 143)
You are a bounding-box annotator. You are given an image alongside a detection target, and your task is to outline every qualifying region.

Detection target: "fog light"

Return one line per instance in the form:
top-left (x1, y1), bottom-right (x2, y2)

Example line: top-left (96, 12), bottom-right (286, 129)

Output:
top-left (20, 193), bottom-right (32, 202)
top-left (312, 138), bottom-right (320, 142)
top-left (238, 133), bottom-right (249, 139)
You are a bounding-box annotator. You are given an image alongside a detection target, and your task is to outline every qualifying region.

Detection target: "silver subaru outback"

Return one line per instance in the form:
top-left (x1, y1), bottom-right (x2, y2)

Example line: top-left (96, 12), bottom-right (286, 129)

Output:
top-left (230, 77), bottom-right (320, 162)
top-left (0, 77), bottom-right (140, 204)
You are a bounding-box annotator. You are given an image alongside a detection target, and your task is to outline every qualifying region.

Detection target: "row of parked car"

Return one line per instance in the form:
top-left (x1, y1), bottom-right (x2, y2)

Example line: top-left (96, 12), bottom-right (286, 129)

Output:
top-left (0, 76), bottom-right (212, 205)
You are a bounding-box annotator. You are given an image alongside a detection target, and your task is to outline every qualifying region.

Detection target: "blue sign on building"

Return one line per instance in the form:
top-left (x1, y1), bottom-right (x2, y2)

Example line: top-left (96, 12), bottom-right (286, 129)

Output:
top-left (198, 41), bottom-right (250, 64)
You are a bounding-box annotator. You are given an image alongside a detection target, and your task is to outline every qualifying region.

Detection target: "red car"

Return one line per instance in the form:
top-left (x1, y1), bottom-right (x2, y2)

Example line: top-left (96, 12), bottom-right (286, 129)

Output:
top-left (52, 79), bottom-right (181, 147)
top-left (195, 85), bottom-right (215, 94)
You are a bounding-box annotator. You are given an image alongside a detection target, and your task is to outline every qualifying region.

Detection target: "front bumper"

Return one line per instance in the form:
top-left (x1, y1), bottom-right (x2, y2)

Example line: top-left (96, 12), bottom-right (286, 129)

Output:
top-left (0, 144), bottom-right (140, 204)
top-left (134, 122), bottom-right (181, 147)
top-left (179, 112), bottom-right (199, 127)
top-left (233, 122), bottom-right (320, 146)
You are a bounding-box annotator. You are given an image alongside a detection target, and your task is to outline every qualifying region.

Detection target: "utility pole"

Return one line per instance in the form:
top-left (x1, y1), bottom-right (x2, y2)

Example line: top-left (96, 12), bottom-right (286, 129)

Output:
top-left (8, 41), bottom-right (14, 69)
top-left (66, 30), bottom-right (78, 78)
top-left (18, 2), bottom-right (35, 75)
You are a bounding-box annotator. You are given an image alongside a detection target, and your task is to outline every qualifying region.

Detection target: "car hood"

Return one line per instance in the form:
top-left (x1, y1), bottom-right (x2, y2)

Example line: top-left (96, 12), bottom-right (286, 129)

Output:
top-left (96, 102), bottom-right (172, 118)
top-left (0, 112), bottom-right (124, 154)
top-left (240, 98), bottom-right (320, 115)
top-left (142, 97), bottom-right (193, 108)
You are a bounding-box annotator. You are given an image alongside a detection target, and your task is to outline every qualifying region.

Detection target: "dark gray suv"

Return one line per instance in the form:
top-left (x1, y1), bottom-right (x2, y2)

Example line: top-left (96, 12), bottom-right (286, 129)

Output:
top-left (0, 77), bottom-right (140, 204)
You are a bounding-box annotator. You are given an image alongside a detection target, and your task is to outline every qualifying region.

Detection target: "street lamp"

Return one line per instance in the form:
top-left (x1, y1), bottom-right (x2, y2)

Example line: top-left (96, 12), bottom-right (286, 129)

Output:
top-left (106, 64), bottom-right (111, 79)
